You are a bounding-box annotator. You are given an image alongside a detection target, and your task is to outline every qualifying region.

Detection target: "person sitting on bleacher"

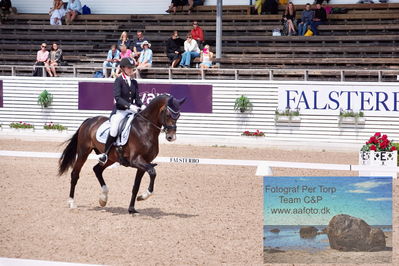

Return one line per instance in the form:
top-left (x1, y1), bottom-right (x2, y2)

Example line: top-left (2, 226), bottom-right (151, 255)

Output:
top-left (199, 44), bottom-right (213, 69)
top-left (132, 31), bottom-right (148, 60)
top-left (117, 31), bottom-right (132, 51)
top-left (187, 0), bottom-right (205, 14)
top-left (45, 42), bottom-right (63, 77)
top-left (103, 44), bottom-right (120, 78)
top-left (115, 44), bottom-right (133, 77)
top-left (298, 3), bottom-right (314, 36)
top-left (136, 41), bottom-right (153, 69)
top-left (310, 3), bottom-right (327, 35)
top-left (0, 0), bottom-right (14, 24)
top-left (282, 2), bottom-right (297, 36)
top-left (166, 31), bottom-right (185, 68)
top-left (191, 21), bottom-right (204, 48)
top-left (166, 0), bottom-right (187, 15)
top-left (33, 43), bottom-right (49, 77)
top-left (179, 33), bottom-right (200, 68)
top-left (49, 0), bottom-right (65, 25)
top-left (65, 0), bottom-right (82, 25)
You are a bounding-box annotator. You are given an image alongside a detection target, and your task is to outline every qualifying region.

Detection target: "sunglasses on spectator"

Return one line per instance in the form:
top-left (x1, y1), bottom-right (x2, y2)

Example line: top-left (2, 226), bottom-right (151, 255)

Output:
top-left (41, 46), bottom-right (47, 48)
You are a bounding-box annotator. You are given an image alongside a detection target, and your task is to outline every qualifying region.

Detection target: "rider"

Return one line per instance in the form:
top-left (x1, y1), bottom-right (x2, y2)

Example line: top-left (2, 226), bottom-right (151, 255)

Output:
top-left (98, 57), bottom-right (145, 164)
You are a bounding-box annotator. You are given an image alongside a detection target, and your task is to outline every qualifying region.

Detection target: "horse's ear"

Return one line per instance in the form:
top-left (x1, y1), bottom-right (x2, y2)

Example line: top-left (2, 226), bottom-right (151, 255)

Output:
top-left (178, 97), bottom-right (186, 105)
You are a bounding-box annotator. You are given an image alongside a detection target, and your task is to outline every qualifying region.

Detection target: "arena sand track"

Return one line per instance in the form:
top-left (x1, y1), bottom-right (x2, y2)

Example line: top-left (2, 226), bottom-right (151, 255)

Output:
top-left (0, 139), bottom-right (397, 265)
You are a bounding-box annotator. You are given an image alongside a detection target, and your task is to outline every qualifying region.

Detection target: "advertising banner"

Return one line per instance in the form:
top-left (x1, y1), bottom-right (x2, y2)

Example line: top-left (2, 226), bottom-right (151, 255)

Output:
top-left (78, 82), bottom-right (212, 113)
top-left (278, 85), bottom-right (399, 116)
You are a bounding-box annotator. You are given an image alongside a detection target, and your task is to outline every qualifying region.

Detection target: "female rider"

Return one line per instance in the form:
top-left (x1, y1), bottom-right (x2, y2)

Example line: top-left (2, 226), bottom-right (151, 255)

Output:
top-left (98, 57), bottom-right (145, 164)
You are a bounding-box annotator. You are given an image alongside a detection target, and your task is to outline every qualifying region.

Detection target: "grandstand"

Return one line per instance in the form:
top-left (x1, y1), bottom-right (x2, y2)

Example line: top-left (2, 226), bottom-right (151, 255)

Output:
top-left (0, 2), bottom-right (399, 81)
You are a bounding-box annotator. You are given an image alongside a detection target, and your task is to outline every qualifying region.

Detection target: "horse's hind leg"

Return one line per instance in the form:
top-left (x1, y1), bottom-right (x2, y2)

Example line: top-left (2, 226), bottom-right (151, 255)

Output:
top-left (93, 161), bottom-right (113, 207)
top-left (68, 152), bottom-right (90, 208)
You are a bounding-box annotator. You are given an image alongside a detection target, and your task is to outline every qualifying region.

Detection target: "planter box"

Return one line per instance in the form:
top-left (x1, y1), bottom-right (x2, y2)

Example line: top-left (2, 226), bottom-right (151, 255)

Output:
top-left (275, 116), bottom-right (301, 123)
top-left (339, 117), bottom-right (366, 124)
top-left (359, 151), bottom-right (398, 178)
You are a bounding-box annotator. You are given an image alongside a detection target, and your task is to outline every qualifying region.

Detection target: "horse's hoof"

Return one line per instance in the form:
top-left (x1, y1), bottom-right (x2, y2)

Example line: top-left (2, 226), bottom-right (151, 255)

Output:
top-left (99, 198), bottom-right (107, 207)
top-left (137, 190), bottom-right (152, 201)
top-left (67, 198), bottom-right (77, 209)
top-left (128, 208), bottom-right (139, 214)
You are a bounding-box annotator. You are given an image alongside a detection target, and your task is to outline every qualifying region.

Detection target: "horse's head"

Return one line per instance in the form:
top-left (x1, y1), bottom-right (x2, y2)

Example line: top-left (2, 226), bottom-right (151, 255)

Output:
top-left (161, 96), bottom-right (185, 142)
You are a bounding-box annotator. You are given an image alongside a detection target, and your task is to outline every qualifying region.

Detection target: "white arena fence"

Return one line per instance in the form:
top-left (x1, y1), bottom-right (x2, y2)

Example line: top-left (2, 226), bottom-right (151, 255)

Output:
top-left (0, 150), bottom-right (397, 178)
top-left (0, 76), bottom-right (398, 144)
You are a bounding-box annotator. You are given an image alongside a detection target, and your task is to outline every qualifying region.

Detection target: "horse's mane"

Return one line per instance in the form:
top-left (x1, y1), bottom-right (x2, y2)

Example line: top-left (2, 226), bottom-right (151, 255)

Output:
top-left (140, 94), bottom-right (170, 117)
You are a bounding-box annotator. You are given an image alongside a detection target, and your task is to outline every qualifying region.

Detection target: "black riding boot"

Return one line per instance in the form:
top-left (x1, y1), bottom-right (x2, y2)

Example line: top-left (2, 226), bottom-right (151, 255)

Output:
top-left (98, 135), bottom-right (116, 165)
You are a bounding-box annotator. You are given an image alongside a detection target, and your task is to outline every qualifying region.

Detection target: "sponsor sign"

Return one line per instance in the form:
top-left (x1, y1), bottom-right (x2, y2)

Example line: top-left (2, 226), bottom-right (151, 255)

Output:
top-left (78, 82), bottom-right (212, 113)
top-left (278, 85), bottom-right (399, 115)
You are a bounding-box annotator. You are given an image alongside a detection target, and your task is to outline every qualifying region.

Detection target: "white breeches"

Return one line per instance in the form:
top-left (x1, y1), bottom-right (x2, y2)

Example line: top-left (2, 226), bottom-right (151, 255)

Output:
top-left (109, 110), bottom-right (130, 137)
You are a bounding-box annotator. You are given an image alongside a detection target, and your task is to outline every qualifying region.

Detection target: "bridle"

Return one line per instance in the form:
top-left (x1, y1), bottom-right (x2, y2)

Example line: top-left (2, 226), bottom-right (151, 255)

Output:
top-left (136, 105), bottom-right (180, 133)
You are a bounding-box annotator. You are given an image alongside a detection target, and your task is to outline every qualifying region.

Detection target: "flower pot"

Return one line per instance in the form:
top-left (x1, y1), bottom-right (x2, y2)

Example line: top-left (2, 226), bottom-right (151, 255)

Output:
top-left (275, 116), bottom-right (301, 123)
top-left (359, 151), bottom-right (398, 178)
top-left (339, 117), bottom-right (366, 124)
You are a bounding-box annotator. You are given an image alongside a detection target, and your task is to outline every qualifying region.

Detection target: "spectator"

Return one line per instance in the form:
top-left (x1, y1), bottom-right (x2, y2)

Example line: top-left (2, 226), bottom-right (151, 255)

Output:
top-left (166, 0), bottom-right (188, 15)
top-left (115, 44), bottom-right (133, 76)
top-left (310, 3), bottom-right (327, 35)
top-left (0, 0), bottom-right (13, 24)
top-left (33, 43), bottom-right (49, 77)
top-left (282, 2), bottom-right (297, 36)
top-left (190, 21), bottom-right (204, 48)
top-left (45, 42), bottom-right (63, 77)
top-left (103, 44), bottom-right (120, 78)
top-left (136, 41), bottom-right (152, 69)
top-left (117, 31), bottom-right (132, 50)
top-left (179, 33), bottom-right (200, 68)
top-left (199, 44), bottom-right (213, 69)
top-left (49, 0), bottom-right (65, 25)
top-left (132, 30), bottom-right (148, 59)
top-left (187, 0), bottom-right (204, 14)
top-left (166, 30), bottom-right (185, 68)
top-left (298, 3), bottom-right (314, 36)
top-left (65, 0), bottom-right (82, 25)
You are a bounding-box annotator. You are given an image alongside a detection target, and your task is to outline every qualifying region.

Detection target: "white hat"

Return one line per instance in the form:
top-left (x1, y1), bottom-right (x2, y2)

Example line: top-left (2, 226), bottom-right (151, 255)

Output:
top-left (140, 41), bottom-right (151, 48)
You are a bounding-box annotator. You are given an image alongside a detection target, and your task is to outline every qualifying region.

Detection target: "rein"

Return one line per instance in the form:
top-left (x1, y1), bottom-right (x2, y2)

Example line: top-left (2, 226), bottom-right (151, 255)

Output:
top-left (136, 112), bottom-right (166, 133)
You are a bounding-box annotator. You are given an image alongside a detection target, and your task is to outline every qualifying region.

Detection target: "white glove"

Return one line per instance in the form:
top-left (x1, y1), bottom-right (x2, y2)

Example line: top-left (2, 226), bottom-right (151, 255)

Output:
top-left (129, 105), bottom-right (139, 113)
top-left (140, 105), bottom-right (147, 111)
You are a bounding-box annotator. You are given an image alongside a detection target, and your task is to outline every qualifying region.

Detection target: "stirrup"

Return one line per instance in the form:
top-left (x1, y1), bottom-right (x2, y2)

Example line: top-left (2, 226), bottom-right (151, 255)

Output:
top-left (98, 154), bottom-right (108, 165)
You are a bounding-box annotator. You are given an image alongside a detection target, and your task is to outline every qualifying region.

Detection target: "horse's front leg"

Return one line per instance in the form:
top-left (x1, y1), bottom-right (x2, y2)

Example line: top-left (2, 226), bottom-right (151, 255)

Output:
top-left (137, 163), bottom-right (157, 201)
top-left (128, 169), bottom-right (145, 214)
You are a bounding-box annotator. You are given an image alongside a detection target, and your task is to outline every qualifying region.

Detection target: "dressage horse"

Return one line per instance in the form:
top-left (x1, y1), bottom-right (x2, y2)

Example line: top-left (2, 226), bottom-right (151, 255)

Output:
top-left (58, 95), bottom-right (185, 214)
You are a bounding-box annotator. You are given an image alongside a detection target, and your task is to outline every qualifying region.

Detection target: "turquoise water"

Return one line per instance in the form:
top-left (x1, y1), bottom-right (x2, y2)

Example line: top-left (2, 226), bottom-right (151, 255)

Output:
top-left (263, 225), bottom-right (392, 251)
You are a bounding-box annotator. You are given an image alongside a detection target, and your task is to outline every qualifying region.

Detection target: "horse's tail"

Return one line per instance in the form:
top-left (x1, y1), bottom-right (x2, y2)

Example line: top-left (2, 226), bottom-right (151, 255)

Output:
top-left (58, 119), bottom-right (90, 176)
top-left (58, 129), bottom-right (79, 176)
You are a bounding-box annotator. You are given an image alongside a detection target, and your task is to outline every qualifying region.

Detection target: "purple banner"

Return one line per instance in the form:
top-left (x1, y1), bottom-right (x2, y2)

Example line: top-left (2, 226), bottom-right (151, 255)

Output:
top-left (78, 82), bottom-right (212, 113)
top-left (0, 80), bottom-right (3, 108)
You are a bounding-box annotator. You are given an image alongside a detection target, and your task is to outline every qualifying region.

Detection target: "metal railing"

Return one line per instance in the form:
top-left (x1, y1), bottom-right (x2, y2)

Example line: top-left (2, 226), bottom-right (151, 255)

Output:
top-left (0, 65), bottom-right (398, 82)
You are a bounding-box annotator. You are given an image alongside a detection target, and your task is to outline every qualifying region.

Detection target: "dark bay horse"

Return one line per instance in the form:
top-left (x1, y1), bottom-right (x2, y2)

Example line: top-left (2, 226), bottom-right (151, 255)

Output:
top-left (58, 95), bottom-right (185, 214)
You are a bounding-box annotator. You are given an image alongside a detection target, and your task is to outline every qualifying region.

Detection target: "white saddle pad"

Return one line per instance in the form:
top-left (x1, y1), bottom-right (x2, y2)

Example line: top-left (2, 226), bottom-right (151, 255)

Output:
top-left (96, 114), bottom-right (135, 146)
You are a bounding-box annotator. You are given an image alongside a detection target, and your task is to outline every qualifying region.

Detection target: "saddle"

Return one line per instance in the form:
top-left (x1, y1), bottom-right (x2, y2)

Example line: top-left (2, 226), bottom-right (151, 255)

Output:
top-left (96, 113), bottom-right (136, 166)
top-left (96, 113), bottom-right (135, 146)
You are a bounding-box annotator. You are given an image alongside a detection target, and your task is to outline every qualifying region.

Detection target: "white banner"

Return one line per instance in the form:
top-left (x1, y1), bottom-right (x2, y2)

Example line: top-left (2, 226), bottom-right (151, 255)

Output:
top-left (278, 85), bottom-right (399, 116)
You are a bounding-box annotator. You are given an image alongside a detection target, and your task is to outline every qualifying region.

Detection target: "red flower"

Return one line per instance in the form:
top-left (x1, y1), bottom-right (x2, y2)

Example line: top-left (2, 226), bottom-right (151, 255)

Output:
top-left (374, 132), bottom-right (381, 137)
top-left (369, 136), bottom-right (378, 144)
top-left (370, 145), bottom-right (377, 151)
top-left (381, 134), bottom-right (388, 140)
top-left (391, 146), bottom-right (397, 151)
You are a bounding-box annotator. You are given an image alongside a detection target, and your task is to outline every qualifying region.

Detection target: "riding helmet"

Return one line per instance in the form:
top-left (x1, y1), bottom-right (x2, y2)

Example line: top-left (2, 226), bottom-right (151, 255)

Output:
top-left (120, 57), bottom-right (134, 68)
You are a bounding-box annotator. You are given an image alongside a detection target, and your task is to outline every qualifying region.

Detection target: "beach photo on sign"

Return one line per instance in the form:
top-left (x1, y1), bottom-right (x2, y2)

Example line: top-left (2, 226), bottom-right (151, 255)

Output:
top-left (263, 176), bottom-right (392, 264)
